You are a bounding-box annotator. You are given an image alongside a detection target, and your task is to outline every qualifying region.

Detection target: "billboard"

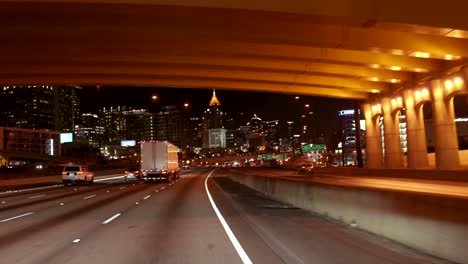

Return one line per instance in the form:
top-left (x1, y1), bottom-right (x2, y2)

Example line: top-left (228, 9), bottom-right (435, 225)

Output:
top-left (60, 133), bottom-right (73, 143)
top-left (121, 140), bottom-right (136, 147)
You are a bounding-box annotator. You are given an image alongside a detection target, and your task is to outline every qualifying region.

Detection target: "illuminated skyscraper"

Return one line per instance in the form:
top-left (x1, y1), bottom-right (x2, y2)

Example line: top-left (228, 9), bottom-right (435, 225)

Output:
top-left (203, 90), bottom-right (226, 149)
top-left (0, 85), bottom-right (77, 131)
top-left (154, 105), bottom-right (182, 148)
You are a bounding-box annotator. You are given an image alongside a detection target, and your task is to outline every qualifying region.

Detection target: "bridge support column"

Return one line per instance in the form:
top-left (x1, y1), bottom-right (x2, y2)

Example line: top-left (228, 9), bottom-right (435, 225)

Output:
top-left (403, 90), bottom-right (429, 168)
top-left (363, 104), bottom-right (383, 168)
top-left (381, 98), bottom-right (403, 168)
top-left (430, 80), bottom-right (460, 169)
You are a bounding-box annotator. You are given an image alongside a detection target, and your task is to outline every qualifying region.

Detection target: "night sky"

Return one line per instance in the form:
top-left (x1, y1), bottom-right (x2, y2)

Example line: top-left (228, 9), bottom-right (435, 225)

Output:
top-left (77, 86), bottom-right (356, 131)
top-left (76, 86), bottom-right (468, 136)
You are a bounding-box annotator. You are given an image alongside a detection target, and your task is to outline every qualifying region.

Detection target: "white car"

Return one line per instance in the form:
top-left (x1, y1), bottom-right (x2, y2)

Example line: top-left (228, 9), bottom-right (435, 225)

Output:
top-left (62, 165), bottom-right (94, 185)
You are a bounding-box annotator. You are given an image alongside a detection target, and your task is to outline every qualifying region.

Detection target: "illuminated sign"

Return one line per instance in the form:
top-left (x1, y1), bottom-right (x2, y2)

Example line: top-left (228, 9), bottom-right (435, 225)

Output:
top-left (121, 140), bottom-right (136, 147)
top-left (46, 139), bottom-right (54, 155)
top-left (60, 133), bottom-right (73, 143)
top-left (339, 109), bottom-right (354, 116)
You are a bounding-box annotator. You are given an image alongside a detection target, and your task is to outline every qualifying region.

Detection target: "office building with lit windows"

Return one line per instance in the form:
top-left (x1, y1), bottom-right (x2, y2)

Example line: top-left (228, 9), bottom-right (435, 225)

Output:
top-left (154, 105), bottom-right (182, 148)
top-left (99, 106), bottom-right (154, 146)
top-left (74, 113), bottom-right (104, 147)
top-left (0, 85), bottom-right (78, 131)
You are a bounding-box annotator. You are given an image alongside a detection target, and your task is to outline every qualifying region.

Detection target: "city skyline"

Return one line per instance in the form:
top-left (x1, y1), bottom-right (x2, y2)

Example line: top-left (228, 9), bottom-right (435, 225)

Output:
top-left (77, 86), bottom-right (356, 132)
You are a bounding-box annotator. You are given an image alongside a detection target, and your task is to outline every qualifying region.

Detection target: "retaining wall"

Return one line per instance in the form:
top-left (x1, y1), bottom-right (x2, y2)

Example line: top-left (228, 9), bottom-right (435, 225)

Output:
top-left (230, 174), bottom-right (468, 264)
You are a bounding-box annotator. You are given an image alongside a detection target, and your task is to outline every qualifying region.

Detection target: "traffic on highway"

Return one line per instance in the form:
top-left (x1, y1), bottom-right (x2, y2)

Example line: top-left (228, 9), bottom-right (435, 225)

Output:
top-left (0, 168), bottom-right (449, 264)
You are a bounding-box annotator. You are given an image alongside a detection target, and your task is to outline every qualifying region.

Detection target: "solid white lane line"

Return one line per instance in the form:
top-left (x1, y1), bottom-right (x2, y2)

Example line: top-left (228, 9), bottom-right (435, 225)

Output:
top-left (94, 176), bottom-right (124, 182)
top-left (102, 213), bottom-right (121, 224)
top-left (144, 195), bottom-right (151, 200)
top-left (205, 170), bottom-right (253, 264)
top-left (83, 194), bottom-right (96, 200)
top-left (161, 187), bottom-right (166, 190)
top-left (0, 212), bottom-right (34, 223)
top-left (119, 187), bottom-right (126, 190)
top-left (73, 239), bottom-right (81, 243)
top-left (28, 194), bottom-right (46, 199)
top-left (0, 184), bottom-right (62, 195)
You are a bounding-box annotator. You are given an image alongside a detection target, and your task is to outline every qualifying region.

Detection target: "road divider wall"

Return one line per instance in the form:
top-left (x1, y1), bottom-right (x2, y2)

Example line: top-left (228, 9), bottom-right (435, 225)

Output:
top-left (314, 167), bottom-right (468, 182)
top-left (229, 174), bottom-right (468, 264)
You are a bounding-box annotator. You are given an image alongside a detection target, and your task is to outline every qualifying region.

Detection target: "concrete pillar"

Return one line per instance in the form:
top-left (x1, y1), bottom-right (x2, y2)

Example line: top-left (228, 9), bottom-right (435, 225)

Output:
top-left (403, 89), bottom-right (429, 169)
top-left (381, 98), bottom-right (403, 168)
top-left (362, 103), bottom-right (383, 168)
top-left (430, 79), bottom-right (460, 169)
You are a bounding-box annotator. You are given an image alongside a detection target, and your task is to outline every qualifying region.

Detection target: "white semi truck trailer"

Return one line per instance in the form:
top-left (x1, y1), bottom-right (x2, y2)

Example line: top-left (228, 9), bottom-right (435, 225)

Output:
top-left (140, 141), bottom-right (180, 183)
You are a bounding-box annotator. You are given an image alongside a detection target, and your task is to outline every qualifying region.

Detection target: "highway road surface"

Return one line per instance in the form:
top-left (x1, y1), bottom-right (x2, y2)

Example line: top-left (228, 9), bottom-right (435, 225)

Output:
top-left (0, 168), bottom-right (451, 264)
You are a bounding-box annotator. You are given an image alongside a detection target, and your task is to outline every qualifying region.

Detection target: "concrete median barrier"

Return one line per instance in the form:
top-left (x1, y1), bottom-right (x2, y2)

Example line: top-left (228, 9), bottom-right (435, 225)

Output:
top-left (230, 173), bottom-right (468, 264)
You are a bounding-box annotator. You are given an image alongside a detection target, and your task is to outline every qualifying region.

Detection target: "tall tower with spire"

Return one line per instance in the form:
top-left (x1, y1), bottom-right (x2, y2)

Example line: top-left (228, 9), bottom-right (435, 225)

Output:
top-left (209, 89), bottom-right (221, 107)
top-left (205, 89), bottom-right (223, 129)
top-left (203, 89), bottom-right (226, 149)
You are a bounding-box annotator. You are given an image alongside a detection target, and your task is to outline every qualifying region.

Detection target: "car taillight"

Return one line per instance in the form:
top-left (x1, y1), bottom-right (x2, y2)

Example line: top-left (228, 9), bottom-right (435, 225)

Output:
top-left (125, 171), bottom-right (129, 174)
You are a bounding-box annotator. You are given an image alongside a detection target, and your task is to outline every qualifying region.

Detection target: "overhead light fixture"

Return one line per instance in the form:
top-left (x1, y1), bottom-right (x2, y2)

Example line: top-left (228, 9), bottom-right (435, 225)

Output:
top-left (415, 90), bottom-right (421, 98)
top-left (412, 51), bottom-right (430, 58)
top-left (444, 54), bottom-right (461, 60)
top-left (410, 68), bottom-right (429, 73)
top-left (422, 88), bottom-right (429, 97)
top-left (454, 77), bottom-right (464, 87)
top-left (390, 49), bottom-right (405, 55)
top-left (445, 80), bottom-right (454, 90)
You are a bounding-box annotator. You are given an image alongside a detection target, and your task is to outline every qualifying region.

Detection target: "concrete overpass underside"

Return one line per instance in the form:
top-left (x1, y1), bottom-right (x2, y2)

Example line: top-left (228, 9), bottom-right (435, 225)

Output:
top-left (0, 0), bottom-right (467, 99)
top-left (1, 0), bottom-right (468, 169)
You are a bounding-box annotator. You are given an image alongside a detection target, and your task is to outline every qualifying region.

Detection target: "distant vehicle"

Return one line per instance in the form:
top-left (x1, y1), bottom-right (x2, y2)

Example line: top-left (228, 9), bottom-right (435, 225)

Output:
top-left (124, 167), bottom-right (140, 180)
top-left (140, 141), bottom-right (180, 183)
top-left (62, 164), bottom-right (94, 185)
top-left (298, 163), bottom-right (314, 175)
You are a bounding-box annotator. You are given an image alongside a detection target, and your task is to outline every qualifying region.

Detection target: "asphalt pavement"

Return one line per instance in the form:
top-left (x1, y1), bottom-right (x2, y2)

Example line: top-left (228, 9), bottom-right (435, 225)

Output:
top-left (0, 168), bottom-right (452, 264)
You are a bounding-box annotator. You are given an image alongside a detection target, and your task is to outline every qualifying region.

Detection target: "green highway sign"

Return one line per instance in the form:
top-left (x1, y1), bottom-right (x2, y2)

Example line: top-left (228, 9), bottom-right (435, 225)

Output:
top-left (311, 144), bottom-right (326, 151)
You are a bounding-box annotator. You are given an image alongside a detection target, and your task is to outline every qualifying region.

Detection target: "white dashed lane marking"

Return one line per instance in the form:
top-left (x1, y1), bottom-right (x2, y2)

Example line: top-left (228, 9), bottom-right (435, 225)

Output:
top-left (83, 194), bottom-right (96, 200)
top-left (28, 194), bottom-right (46, 199)
top-left (102, 213), bottom-right (121, 224)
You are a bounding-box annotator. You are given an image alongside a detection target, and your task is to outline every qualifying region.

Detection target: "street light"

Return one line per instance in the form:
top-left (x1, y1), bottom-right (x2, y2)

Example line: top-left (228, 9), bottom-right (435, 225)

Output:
top-left (181, 102), bottom-right (190, 152)
top-left (151, 95), bottom-right (158, 101)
